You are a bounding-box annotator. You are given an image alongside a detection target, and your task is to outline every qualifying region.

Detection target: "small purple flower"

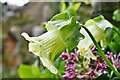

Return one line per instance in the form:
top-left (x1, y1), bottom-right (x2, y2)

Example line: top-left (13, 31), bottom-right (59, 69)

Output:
top-left (62, 70), bottom-right (77, 79)
top-left (65, 64), bottom-right (76, 70)
top-left (65, 58), bottom-right (75, 64)
top-left (89, 56), bottom-right (108, 74)
top-left (74, 49), bottom-right (80, 57)
top-left (69, 52), bottom-right (79, 61)
top-left (87, 69), bottom-right (98, 79)
top-left (91, 46), bottom-right (97, 54)
top-left (88, 63), bottom-right (96, 67)
top-left (62, 71), bottom-right (70, 79)
top-left (97, 56), bottom-right (103, 61)
top-left (98, 61), bottom-right (107, 73)
top-left (61, 52), bottom-right (68, 60)
top-left (106, 51), bottom-right (113, 60)
top-left (112, 53), bottom-right (120, 71)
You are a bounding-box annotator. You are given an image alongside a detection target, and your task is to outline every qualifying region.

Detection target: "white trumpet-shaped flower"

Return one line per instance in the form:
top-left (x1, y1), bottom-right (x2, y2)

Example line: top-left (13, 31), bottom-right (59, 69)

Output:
top-left (77, 15), bottom-right (113, 60)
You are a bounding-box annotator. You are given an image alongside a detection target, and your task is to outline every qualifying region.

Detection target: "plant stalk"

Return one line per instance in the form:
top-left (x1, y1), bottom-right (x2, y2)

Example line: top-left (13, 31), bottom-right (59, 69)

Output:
top-left (82, 26), bottom-right (120, 78)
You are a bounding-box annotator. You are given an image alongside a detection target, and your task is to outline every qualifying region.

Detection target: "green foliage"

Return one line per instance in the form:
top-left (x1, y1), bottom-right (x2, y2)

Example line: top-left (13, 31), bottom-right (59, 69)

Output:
top-left (112, 9), bottom-right (120, 22)
top-left (18, 64), bottom-right (41, 78)
top-left (20, 2), bottom-right (120, 79)
top-left (60, 2), bottom-right (81, 17)
top-left (18, 64), bottom-right (54, 78)
top-left (105, 27), bottom-right (120, 54)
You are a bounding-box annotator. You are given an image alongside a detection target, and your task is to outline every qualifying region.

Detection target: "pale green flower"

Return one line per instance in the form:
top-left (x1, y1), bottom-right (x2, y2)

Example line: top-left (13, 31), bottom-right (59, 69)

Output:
top-left (77, 15), bottom-right (113, 60)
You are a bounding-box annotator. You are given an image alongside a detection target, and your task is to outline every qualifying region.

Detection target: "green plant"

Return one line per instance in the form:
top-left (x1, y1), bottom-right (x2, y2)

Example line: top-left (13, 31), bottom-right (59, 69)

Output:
top-left (19, 2), bottom-right (120, 79)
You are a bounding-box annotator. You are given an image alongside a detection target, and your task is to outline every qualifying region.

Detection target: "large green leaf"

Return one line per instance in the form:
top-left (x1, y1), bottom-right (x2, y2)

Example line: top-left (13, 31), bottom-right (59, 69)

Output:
top-left (21, 13), bottom-right (83, 74)
top-left (46, 13), bottom-right (84, 51)
top-left (78, 15), bottom-right (113, 60)
top-left (59, 17), bottom-right (83, 51)
top-left (18, 64), bottom-right (54, 78)
top-left (18, 64), bottom-right (41, 78)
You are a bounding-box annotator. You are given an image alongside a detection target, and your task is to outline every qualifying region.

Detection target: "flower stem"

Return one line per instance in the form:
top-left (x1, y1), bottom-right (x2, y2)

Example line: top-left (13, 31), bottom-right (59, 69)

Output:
top-left (82, 26), bottom-right (120, 78)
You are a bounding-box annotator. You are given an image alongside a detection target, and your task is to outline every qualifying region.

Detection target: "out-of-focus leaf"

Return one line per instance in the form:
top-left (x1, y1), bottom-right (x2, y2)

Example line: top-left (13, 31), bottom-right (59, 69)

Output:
top-left (112, 9), bottom-right (120, 22)
top-left (67, 7), bottom-right (76, 17)
top-left (59, 2), bottom-right (80, 17)
top-left (112, 77), bottom-right (119, 80)
top-left (108, 33), bottom-right (120, 54)
top-left (21, 13), bottom-right (83, 74)
top-left (73, 3), bottom-right (81, 11)
top-left (104, 26), bottom-right (120, 54)
top-left (83, 59), bottom-right (89, 68)
top-left (78, 15), bottom-right (113, 60)
top-left (60, 2), bottom-right (66, 12)
top-left (18, 64), bottom-right (54, 78)
top-left (96, 73), bottom-right (109, 80)
top-left (18, 64), bottom-right (41, 78)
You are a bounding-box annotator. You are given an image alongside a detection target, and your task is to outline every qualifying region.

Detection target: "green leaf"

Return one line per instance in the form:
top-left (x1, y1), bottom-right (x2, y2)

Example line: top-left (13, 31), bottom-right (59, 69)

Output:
top-left (51, 12), bottom-right (69, 21)
top-left (73, 3), bottom-right (81, 11)
top-left (18, 64), bottom-right (41, 78)
top-left (21, 13), bottom-right (83, 74)
top-left (112, 9), bottom-right (120, 22)
top-left (59, 2), bottom-right (80, 17)
top-left (108, 33), bottom-right (120, 54)
top-left (105, 27), bottom-right (113, 44)
top-left (60, 2), bottom-right (66, 12)
top-left (18, 64), bottom-right (54, 78)
top-left (59, 17), bottom-right (83, 51)
top-left (83, 59), bottom-right (89, 68)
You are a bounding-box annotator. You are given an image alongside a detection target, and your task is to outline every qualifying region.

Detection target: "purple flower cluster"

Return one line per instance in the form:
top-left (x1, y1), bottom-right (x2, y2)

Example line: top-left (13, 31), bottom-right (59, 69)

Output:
top-left (61, 49), bottom-right (79, 79)
top-left (61, 46), bottom-right (120, 79)
top-left (87, 69), bottom-right (98, 79)
top-left (87, 47), bottom-right (108, 78)
top-left (91, 46), bottom-right (120, 77)
top-left (106, 51), bottom-right (113, 60)
top-left (105, 51), bottom-right (120, 72)
top-left (111, 53), bottom-right (120, 71)
top-left (88, 56), bottom-right (108, 78)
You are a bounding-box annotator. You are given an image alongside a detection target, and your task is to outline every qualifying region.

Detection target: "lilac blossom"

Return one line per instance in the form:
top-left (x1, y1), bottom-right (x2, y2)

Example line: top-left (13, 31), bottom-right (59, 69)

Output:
top-left (61, 49), bottom-right (80, 79)
top-left (89, 57), bottom-right (108, 74)
top-left (98, 61), bottom-right (108, 73)
top-left (61, 52), bottom-right (68, 60)
top-left (87, 69), bottom-right (98, 79)
top-left (61, 47), bottom-right (120, 79)
top-left (62, 70), bottom-right (77, 79)
top-left (106, 51), bottom-right (113, 60)
top-left (65, 64), bottom-right (76, 70)
top-left (91, 46), bottom-right (97, 54)
top-left (112, 53), bottom-right (120, 71)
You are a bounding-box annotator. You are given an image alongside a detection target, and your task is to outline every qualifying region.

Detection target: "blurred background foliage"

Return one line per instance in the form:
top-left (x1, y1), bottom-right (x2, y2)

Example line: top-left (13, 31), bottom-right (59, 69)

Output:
top-left (1, 1), bottom-right (120, 78)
